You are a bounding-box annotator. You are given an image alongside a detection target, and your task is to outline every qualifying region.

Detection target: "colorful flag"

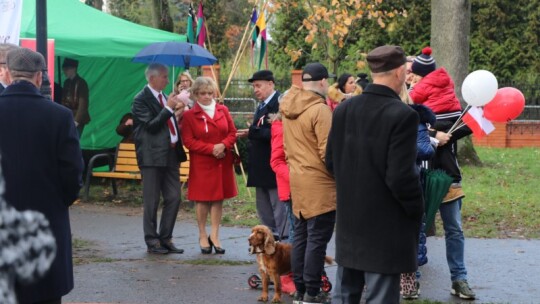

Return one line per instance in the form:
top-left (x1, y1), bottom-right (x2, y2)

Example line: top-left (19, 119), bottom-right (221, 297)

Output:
top-left (196, 2), bottom-right (206, 47)
top-left (186, 3), bottom-right (196, 44)
top-left (256, 11), bottom-right (267, 70)
top-left (462, 106), bottom-right (495, 139)
top-left (250, 8), bottom-right (258, 48)
top-left (250, 8), bottom-right (258, 67)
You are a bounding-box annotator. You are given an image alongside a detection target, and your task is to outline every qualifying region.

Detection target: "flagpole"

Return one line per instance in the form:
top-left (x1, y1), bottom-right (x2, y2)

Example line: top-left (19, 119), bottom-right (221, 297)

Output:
top-left (222, 5), bottom-right (260, 102)
top-left (448, 104), bottom-right (472, 134)
top-left (223, 0), bottom-right (268, 100)
top-left (202, 22), bottom-right (222, 100)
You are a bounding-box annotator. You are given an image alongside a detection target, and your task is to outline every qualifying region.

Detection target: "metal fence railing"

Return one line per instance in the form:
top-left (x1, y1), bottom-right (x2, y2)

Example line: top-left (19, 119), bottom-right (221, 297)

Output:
top-left (219, 78), bottom-right (292, 99)
top-left (517, 105), bottom-right (540, 121)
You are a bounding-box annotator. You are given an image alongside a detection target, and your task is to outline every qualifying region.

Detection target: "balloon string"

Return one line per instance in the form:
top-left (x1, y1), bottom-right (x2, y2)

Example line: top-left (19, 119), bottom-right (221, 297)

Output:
top-left (448, 104), bottom-right (471, 134)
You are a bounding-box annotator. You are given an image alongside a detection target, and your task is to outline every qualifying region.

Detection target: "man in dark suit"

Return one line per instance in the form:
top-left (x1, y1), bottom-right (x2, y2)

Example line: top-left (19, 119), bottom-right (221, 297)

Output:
top-left (0, 43), bottom-right (19, 94)
top-left (0, 47), bottom-right (84, 304)
top-left (326, 45), bottom-right (424, 303)
top-left (238, 70), bottom-right (287, 239)
top-left (132, 63), bottom-right (187, 254)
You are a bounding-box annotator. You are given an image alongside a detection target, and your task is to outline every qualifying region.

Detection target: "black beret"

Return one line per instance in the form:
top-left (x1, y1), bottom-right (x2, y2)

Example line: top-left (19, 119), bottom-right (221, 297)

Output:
top-left (248, 70), bottom-right (274, 83)
top-left (367, 45), bottom-right (407, 73)
top-left (7, 48), bottom-right (46, 72)
top-left (62, 58), bottom-right (79, 68)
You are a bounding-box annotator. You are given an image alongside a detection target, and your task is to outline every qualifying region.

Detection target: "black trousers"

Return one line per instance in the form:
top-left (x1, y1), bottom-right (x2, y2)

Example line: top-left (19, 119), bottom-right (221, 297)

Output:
top-left (140, 148), bottom-right (181, 246)
top-left (291, 210), bottom-right (336, 296)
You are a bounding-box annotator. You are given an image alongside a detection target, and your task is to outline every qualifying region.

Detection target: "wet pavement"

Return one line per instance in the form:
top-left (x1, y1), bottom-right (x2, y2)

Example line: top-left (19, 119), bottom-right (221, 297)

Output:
top-left (65, 203), bottom-right (540, 304)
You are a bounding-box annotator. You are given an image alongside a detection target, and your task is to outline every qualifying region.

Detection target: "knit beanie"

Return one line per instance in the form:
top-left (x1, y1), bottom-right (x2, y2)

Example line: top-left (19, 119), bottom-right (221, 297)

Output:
top-left (411, 47), bottom-right (436, 77)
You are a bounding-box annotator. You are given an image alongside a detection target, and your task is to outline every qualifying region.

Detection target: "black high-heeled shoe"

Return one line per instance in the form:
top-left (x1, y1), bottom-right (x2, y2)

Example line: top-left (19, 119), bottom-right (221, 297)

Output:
top-left (200, 245), bottom-right (212, 254)
top-left (200, 238), bottom-right (212, 254)
top-left (208, 236), bottom-right (225, 254)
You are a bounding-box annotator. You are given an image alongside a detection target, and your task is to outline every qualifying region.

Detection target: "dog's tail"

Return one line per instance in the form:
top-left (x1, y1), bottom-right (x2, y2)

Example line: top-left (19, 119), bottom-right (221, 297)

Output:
top-left (324, 256), bottom-right (334, 265)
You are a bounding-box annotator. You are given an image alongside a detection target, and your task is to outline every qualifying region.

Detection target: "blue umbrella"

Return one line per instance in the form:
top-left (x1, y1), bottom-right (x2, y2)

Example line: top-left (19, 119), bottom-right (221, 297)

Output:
top-left (132, 41), bottom-right (217, 69)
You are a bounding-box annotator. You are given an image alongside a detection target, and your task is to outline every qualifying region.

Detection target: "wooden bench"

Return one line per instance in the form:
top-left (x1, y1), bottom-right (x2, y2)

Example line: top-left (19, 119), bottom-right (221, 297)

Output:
top-left (83, 143), bottom-right (190, 199)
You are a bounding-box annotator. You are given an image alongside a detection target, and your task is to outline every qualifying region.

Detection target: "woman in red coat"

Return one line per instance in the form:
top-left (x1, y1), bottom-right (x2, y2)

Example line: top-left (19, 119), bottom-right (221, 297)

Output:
top-left (269, 113), bottom-right (293, 241)
top-left (181, 77), bottom-right (238, 254)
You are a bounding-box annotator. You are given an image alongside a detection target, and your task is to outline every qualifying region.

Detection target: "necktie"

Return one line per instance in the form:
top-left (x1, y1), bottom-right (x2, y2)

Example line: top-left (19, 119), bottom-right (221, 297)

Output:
top-left (158, 93), bottom-right (177, 136)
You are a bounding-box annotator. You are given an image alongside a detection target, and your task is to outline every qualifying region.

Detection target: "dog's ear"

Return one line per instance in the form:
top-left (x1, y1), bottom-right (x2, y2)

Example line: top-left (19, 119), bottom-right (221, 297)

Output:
top-left (263, 230), bottom-right (275, 255)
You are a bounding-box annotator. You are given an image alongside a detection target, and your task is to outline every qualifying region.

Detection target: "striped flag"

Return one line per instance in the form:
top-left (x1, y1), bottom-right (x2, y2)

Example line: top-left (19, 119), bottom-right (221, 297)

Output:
top-left (196, 2), bottom-right (206, 47)
top-left (186, 3), bottom-right (196, 43)
top-left (256, 11), bottom-right (267, 70)
top-left (250, 8), bottom-right (258, 66)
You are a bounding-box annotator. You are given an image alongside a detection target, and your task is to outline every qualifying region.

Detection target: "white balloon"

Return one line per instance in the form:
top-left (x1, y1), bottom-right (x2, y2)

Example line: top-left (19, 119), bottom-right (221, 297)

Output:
top-left (461, 70), bottom-right (498, 106)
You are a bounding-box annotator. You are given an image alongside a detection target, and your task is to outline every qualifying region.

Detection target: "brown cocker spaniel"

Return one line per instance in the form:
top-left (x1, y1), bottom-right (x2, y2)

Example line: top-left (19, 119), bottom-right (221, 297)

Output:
top-left (248, 225), bottom-right (292, 303)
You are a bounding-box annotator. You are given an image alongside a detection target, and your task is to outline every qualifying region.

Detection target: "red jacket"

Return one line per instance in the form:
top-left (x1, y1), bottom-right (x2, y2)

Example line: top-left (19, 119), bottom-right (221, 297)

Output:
top-left (270, 120), bottom-right (290, 201)
top-left (409, 68), bottom-right (462, 114)
top-left (181, 102), bottom-right (238, 201)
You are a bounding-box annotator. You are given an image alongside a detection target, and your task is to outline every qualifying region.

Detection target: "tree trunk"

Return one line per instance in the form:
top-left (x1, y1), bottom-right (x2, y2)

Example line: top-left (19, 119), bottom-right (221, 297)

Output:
top-left (150, 0), bottom-right (174, 32)
top-left (431, 0), bottom-right (482, 166)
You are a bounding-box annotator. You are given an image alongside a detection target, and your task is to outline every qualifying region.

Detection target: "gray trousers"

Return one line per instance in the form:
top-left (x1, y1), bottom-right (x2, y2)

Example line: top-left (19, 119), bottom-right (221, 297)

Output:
top-left (141, 148), bottom-right (181, 246)
top-left (255, 187), bottom-right (288, 237)
top-left (332, 265), bottom-right (400, 304)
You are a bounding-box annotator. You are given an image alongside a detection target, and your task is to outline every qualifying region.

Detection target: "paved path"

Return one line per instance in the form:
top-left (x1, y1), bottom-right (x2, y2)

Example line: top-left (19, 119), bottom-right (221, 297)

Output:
top-left (65, 203), bottom-right (540, 304)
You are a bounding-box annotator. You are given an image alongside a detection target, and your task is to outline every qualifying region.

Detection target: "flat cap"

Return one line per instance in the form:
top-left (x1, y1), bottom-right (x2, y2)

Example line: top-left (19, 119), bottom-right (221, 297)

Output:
top-left (302, 62), bottom-right (335, 82)
top-left (7, 47), bottom-right (46, 72)
top-left (367, 45), bottom-right (406, 73)
top-left (248, 70), bottom-right (274, 83)
top-left (62, 58), bottom-right (79, 68)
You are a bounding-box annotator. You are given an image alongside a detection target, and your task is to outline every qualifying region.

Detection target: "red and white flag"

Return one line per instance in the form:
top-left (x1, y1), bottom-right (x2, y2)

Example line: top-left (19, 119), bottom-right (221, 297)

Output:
top-left (462, 106), bottom-right (495, 139)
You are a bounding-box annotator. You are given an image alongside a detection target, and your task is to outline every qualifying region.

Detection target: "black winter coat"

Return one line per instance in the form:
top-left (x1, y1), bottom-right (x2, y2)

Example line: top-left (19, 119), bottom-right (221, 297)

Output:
top-left (132, 86), bottom-right (187, 167)
top-left (326, 84), bottom-right (424, 274)
top-left (247, 91), bottom-right (280, 188)
top-left (0, 81), bottom-right (84, 303)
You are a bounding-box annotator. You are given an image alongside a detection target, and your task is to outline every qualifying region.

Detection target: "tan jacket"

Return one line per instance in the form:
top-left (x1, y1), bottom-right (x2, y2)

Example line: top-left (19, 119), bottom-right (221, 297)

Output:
top-left (280, 86), bottom-right (336, 219)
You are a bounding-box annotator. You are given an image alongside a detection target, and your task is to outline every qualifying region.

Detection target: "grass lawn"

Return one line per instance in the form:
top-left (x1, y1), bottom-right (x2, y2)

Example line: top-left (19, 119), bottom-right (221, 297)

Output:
top-left (83, 147), bottom-right (540, 240)
top-left (459, 147), bottom-right (540, 239)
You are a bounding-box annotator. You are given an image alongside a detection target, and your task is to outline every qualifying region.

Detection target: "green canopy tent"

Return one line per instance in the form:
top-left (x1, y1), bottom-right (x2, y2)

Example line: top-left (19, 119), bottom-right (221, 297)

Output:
top-left (20, 0), bottom-right (186, 150)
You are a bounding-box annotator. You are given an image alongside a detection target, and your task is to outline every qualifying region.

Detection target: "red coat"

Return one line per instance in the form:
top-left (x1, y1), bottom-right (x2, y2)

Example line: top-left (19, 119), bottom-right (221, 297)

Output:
top-left (270, 120), bottom-right (291, 201)
top-left (409, 67), bottom-right (462, 114)
top-left (181, 103), bottom-right (238, 201)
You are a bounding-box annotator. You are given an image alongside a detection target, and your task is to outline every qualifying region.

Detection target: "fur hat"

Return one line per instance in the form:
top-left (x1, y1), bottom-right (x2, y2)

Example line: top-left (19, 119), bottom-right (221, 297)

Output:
top-left (411, 47), bottom-right (436, 77)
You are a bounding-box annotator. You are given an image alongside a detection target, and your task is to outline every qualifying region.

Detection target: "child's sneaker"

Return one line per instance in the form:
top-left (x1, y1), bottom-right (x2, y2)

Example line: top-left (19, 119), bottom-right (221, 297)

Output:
top-left (443, 183), bottom-right (465, 203)
top-left (402, 281), bottom-right (420, 300)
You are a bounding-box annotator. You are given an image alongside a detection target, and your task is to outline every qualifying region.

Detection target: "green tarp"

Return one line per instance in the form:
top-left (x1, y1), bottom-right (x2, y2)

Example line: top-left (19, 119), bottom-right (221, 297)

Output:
top-left (20, 0), bottom-right (186, 149)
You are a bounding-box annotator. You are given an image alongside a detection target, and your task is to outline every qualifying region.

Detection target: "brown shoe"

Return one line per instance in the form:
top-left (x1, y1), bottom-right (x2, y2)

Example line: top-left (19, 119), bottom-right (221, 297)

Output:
top-left (442, 185), bottom-right (465, 203)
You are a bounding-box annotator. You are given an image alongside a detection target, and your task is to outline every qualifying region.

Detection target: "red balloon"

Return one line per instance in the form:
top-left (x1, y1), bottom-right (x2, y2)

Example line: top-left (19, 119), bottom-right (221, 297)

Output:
top-left (483, 87), bottom-right (525, 122)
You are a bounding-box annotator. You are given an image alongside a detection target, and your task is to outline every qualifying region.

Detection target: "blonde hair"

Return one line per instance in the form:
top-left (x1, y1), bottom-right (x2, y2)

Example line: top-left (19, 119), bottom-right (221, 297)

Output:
top-left (191, 76), bottom-right (218, 96)
top-left (174, 71), bottom-right (194, 94)
top-left (400, 83), bottom-right (412, 104)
